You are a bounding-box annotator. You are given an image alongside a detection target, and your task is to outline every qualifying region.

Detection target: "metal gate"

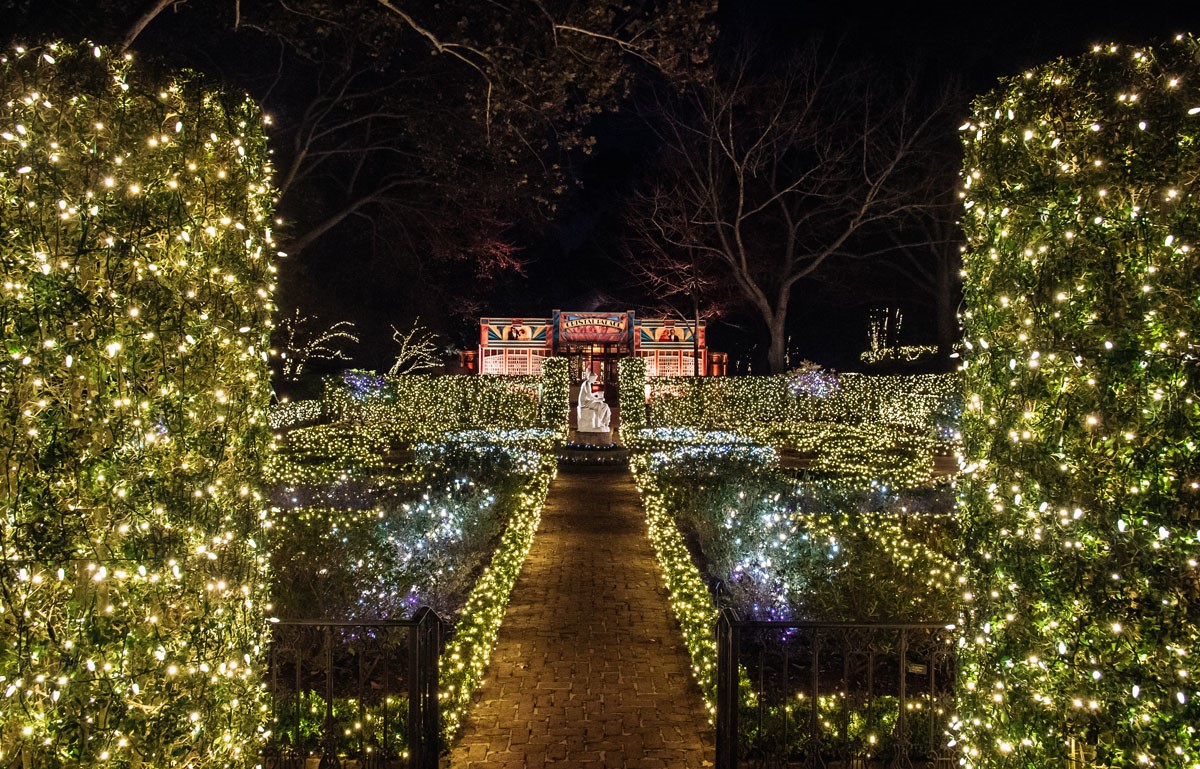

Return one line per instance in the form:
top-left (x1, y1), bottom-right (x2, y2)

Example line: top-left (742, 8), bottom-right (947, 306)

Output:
top-left (264, 609), bottom-right (443, 769)
top-left (716, 609), bottom-right (955, 769)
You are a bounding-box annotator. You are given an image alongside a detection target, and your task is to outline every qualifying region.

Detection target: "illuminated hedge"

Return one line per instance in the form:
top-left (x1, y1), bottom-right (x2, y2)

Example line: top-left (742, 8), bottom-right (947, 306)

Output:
top-left (266, 398), bottom-right (322, 430)
top-left (630, 440), bottom-right (957, 722)
top-left (438, 450), bottom-right (553, 742)
top-left (629, 453), bottom-right (719, 719)
top-left (266, 427), bottom-right (556, 754)
top-left (642, 372), bottom-right (959, 438)
top-left (0, 42), bottom-right (275, 767)
top-left (324, 370), bottom-right (563, 442)
top-left (537, 356), bottom-right (569, 434)
top-left (617, 357), bottom-right (647, 441)
top-left (956, 36), bottom-right (1200, 767)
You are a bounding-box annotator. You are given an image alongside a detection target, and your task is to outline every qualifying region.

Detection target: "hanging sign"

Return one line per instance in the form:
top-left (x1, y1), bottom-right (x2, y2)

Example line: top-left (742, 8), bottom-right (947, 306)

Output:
top-left (557, 312), bottom-right (629, 344)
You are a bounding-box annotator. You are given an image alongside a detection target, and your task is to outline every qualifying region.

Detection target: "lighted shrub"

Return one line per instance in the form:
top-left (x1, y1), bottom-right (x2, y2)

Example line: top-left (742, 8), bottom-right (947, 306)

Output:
top-left (643, 372), bottom-right (959, 438)
top-left (324, 370), bottom-right (552, 441)
top-left (265, 425), bottom-right (556, 748)
top-left (617, 356), bottom-right (647, 439)
top-left (0, 43), bottom-right (276, 766)
top-left (956, 36), bottom-right (1200, 766)
top-left (630, 440), bottom-right (958, 721)
top-left (537, 355), bottom-right (569, 433)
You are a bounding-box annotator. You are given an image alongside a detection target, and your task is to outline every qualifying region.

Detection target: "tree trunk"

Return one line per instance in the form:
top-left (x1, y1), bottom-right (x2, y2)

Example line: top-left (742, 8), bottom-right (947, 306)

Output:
top-left (935, 252), bottom-right (959, 362)
top-left (767, 316), bottom-right (788, 374)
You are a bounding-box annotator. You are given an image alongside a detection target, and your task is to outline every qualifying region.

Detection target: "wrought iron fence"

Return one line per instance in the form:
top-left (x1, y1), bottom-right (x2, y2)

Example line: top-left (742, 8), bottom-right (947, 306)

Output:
top-left (264, 609), bottom-right (443, 769)
top-left (716, 609), bottom-right (956, 769)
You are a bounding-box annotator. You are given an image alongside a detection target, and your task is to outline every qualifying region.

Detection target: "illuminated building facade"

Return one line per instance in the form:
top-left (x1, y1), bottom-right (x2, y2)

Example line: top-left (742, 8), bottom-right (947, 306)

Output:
top-left (477, 310), bottom-right (719, 382)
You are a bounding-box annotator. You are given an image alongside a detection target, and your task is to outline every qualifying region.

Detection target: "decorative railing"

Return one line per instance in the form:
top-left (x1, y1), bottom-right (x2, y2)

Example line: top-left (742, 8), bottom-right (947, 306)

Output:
top-left (716, 610), bottom-right (955, 769)
top-left (264, 610), bottom-right (442, 769)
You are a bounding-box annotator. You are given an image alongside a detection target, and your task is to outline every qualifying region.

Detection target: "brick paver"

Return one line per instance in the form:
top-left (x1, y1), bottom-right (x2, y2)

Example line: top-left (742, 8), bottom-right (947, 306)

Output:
top-left (445, 465), bottom-right (714, 768)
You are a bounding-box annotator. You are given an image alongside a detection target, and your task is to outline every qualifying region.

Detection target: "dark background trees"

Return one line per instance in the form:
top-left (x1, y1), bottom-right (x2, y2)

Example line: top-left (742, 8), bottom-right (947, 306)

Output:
top-left (3, 1), bottom-right (1197, 375)
top-left (1, 0), bottom-right (714, 367)
top-left (626, 38), bottom-right (957, 373)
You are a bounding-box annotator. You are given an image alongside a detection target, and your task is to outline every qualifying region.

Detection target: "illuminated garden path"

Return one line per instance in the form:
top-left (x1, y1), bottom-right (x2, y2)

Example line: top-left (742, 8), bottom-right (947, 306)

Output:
top-left (445, 465), bottom-right (714, 768)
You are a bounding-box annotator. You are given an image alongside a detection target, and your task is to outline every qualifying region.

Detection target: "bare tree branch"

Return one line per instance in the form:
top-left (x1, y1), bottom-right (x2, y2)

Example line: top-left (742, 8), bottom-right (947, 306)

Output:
top-left (120, 0), bottom-right (183, 53)
top-left (631, 39), bottom-right (954, 372)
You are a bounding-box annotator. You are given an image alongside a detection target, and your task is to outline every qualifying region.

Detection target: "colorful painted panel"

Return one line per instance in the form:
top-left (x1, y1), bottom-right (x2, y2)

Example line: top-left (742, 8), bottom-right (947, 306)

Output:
top-left (480, 318), bottom-right (552, 347)
top-left (638, 318), bottom-right (703, 347)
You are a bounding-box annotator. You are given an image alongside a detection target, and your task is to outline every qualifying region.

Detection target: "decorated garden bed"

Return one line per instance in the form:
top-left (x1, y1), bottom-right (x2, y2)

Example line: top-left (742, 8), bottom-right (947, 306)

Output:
top-left (265, 423), bottom-right (557, 759)
top-left (630, 426), bottom-right (958, 761)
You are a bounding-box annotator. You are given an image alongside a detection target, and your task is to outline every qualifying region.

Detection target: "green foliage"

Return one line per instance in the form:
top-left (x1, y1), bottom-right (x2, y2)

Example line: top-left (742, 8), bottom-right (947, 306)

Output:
top-left (268, 435), bottom-right (552, 624)
top-left (631, 435), bottom-right (958, 726)
top-left (634, 445), bottom-right (957, 625)
top-left (0, 42), bottom-right (275, 767)
top-left (768, 422), bottom-right (937, 489)
top-left (631, 454), bottom-right (720, 720)
top-left (645, 372), bottom-right (960, 439)
top-left (617, 356), bottom-right (648, 439)
top-left (266, 398), bottom-right (323, 430)
top-left (537, 356), bottom-right (569, 434)
top-left (266, 423), bottom-right (556, 750)
top-left (438, 447), bottom-right (553, 743)
top-left (324, 371), bottom-right (549, 441)
top-left (269, 691), bottom-right (408, 762)
top-left (957, 35), bottom-right (1200, 767)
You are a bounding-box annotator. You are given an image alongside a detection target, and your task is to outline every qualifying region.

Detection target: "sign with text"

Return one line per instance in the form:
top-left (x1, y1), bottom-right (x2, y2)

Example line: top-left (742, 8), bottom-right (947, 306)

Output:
top-left (556, 312), bottom-right (630, 344)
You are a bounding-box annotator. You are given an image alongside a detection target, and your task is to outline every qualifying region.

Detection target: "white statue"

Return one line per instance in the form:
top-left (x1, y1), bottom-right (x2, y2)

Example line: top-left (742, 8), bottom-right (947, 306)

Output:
top-left (577, 370), bottom-right (611, 432)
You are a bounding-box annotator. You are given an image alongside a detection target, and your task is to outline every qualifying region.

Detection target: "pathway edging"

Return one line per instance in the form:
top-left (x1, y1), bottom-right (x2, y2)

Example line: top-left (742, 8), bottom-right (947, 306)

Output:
top-left (444, 464), bottom-right (714, 768)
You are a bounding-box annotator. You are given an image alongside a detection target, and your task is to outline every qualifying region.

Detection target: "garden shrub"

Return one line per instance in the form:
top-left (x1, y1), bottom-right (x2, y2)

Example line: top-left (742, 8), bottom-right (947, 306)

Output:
top-left (644, 371), bottom-right (960, 439)
top-left (0, 42), bottom-right (275, 767)
top-left (324, 370), bottom-right (550, 442)
top-left (957, 35), bottom-right (1200, 767)
top-left (537, 355), bottom-right (569, 434)
top-left (266, 426), bottom-right (556, 748)
top-left (617, 356), bottom-right (647, 439)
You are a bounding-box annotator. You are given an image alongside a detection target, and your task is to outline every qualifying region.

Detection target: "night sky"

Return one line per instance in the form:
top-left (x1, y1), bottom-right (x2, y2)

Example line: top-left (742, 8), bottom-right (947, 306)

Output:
top-left (503, 1), bottom-right (1200, 373)
top-left (4, 2), bottom-right (1198, 373)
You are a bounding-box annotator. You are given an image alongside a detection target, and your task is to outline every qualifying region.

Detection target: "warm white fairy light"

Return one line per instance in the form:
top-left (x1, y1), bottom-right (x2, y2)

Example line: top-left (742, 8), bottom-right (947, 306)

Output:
top-left (0, 42), bottom-right (276, 766)
top-left (323, 357), bottom-right (569, 442)
top-left (267, 423), bottom-right (556, 753)
top-left (630, 429), bottom-right (957, 740)
top-left (956, 34), bottom-right (1200, 768)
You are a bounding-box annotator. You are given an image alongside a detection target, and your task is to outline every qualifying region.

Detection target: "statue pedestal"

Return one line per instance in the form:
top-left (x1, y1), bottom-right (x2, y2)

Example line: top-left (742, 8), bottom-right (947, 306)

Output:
top-left (577, 405), bottom-right (610, 433)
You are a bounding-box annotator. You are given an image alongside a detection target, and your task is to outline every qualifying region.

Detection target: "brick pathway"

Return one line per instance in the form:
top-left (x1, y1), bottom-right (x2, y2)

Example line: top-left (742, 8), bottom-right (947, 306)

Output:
top-left (444, 466), bottom-right (714, 768)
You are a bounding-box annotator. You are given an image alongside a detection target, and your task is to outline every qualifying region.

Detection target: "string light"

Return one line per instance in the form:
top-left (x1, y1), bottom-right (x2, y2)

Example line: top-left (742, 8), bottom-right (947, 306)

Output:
top-left (324, 358), bottom-right (569, 442)
top-left (860, 344), bottom-right (940, 365)
top-left (629, 370), bottom-right (958, 439)
top-left (956, 34), bottom-right (1200, 768)
top-left (631, 431), bottom-right (957, 732)
top-left (0, 41), bottom-right (276, 766)
top-left (267, 426), bottom-right (556, 753)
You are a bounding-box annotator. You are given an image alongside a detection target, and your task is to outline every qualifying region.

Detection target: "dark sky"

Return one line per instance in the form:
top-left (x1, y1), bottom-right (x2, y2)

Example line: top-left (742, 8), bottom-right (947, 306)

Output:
top-left (5, 2), bottom-right (1197, 373)
top-left (503, 1), bottom-right (1200, 373)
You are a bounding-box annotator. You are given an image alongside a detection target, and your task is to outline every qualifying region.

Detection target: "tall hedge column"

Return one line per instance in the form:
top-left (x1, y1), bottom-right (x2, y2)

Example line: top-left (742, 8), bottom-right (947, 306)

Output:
top-left (617, 357), bottom-right (647, 441)
top-left (956, 37), bottom-right (1200, 766)
top-left (0, 43), bottom-right (277, 767)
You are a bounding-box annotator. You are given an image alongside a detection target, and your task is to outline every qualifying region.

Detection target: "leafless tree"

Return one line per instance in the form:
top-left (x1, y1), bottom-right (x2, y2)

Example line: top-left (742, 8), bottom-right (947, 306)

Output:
top-left (622, 209), bottom-right (732, 375)
top-left (387, 320), bottom-right (441, 376)
top-left (272, 310), bottom-right (360, 381)
top-left (634, 40), bottom-right (954, 373)
top-left (93, 0), bottom-right (717, 350)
